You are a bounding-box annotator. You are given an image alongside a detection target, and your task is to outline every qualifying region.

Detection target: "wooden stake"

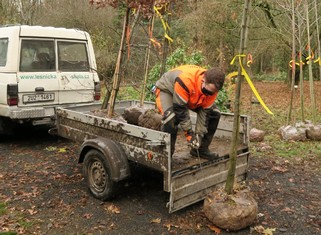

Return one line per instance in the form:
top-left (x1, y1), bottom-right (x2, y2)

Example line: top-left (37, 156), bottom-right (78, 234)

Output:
top-left (107, 8), bottom-right (130, 117)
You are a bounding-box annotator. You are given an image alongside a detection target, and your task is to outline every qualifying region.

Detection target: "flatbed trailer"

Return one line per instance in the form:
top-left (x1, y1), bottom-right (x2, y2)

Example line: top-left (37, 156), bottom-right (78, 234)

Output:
top-left (53, 100), bottom-right (250, 213)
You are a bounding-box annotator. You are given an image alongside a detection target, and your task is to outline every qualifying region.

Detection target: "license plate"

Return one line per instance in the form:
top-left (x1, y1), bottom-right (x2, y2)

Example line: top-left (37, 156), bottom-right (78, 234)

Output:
top-left (22, 93), bottom-right (55, 103)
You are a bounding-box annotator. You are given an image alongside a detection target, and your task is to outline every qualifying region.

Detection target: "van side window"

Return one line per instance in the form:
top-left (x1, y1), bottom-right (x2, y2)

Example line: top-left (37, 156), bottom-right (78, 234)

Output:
top-left (58, 42), bottom-right (89, 71)
top-left (20, 40), bottom-right (55, 72)
top-left (0, 38), bottom-right (8, 67)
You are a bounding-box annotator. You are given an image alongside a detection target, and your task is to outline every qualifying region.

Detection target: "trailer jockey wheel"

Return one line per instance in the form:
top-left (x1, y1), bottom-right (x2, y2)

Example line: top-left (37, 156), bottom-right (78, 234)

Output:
top-left (83, 149), bottom-right (115, 200)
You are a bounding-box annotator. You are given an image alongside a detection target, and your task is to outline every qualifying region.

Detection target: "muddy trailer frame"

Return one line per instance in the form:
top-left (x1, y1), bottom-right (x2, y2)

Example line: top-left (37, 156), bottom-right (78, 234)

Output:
top-left (53, 100), bottom-right (250, 213)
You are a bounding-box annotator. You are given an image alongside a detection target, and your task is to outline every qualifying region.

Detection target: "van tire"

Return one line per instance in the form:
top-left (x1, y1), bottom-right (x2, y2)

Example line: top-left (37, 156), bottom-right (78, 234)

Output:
top-left (83, 149), bottom-right (116, 200)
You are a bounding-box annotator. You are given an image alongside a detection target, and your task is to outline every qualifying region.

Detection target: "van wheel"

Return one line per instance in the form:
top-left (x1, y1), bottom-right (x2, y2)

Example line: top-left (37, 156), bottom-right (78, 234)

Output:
top-left (83, 149), bottom-right (115, 200)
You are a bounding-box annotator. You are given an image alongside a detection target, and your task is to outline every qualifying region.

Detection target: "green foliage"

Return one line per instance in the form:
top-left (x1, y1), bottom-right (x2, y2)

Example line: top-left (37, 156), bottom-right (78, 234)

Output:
top-left (0, 203), bottom-right (17, 235)
top-left (18, 220), bottom-right (33, 229)
top-left (259, 134), bottom-right (321, 159)
top-left (0, 202), bottom-right (6, 215)
top-left (215, 88), bottom-right (230, 112)
top-left (119, 47), bottom-right (210, 102)
top-left (144, 47), bottom-right (206, 101)
top-left (117, 86), bottom-right (140, 100)
top-left (165, 47), bottom-right (205, 68)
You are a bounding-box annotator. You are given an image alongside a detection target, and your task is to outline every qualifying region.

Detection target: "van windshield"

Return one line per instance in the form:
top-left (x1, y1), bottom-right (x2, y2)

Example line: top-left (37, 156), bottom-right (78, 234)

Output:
top-left (0, 38), bottom-right (8, 67)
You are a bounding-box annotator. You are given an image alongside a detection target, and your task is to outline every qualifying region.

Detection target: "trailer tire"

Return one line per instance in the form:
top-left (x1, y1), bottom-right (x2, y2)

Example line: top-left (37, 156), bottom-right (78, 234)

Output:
top-left (83, 149), bottom-right (116, 200)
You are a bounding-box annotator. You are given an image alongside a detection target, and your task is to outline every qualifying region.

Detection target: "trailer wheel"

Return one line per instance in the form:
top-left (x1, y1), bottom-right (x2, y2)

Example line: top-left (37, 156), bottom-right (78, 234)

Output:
top-left (83, 149), bottom-right (115, 200)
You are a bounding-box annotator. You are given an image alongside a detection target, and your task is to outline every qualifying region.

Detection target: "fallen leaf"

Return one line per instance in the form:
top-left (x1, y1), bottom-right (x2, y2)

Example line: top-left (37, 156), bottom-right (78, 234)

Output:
top-left (151, 218), bottom-right (161, 224)
top-left (257, 213), bottom-right (265, 218)
top-left (281, 207), bottom-right (295, 213)
top-left (83, 213), bottom-right (93, 219)
top-left (109, 222), bottom-right (116, 229)
top-left (163, 223), bottom-right (179, 231)
top-left (208, 224), bottom-right (221, 234)
top-left (264, 227), bottom-right (276, 235)
top-left (58, 148), bottom-right (67, 153)
top-left (28, 209), bottom-right (38, 215)
top-left (45, 146), bottom-right (57, 151)
top-left (254, 225), bottom-right (265, 233)
top-left (254, 225), bottom-right (276, 235)
top-left (106, 204), bottom-right (120, 214)
top-left (272, 166), bottom-right (288, 173)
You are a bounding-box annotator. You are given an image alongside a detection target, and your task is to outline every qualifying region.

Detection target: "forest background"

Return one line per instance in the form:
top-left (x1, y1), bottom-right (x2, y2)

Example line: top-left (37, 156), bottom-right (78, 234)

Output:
top-left (1, 1), bottom-right (321, 234)
top-left (2, 0), bottom-right (321, 108)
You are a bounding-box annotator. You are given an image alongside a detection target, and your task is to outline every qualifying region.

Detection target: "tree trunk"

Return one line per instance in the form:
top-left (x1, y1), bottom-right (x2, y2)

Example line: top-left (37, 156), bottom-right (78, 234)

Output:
top-left (314, 0), bottom-right (321, 82)
top-left (160, 2), bottom-right (173, 77)
top-left (260, 54), bottom-right (263, 73)
top-left (305, 2), bottom-right (317, 123)
top-left (225, 0), bottom-right (251, 195)
top-left (219, 38), bottom-right (227, 73)
top-left (140, 12), bottom-right (155, 106)
top-left (287, 0), bottom-right (297, 125)
top-left (105, 8), bottom-right (130, 116)
top-left (298, 48), bottom-right (305, 121)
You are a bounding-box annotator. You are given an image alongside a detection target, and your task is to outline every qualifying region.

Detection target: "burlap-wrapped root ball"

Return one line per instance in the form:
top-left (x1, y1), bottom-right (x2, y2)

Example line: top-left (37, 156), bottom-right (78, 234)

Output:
top-left (138, 109), bottom-right (162, 130)
top-left (249, 128), bottom-right (265, 142)
top-left (306, 125), bottom-right (321, 140)
top-left (204, 189), bottom-right (258, 231)
top-left (122, 105), bottom-right (145, 125)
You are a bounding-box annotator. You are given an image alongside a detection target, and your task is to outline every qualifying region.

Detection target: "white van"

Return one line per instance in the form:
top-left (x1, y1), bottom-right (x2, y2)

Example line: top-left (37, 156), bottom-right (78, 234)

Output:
top-left (0, 25), bottom-right (101, 134)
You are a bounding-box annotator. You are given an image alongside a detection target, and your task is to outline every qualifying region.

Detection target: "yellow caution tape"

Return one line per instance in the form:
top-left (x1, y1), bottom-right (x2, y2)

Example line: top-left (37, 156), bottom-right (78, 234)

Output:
top-left (288, 59), bottom-right (305, 67)
top-left (154, 6), bottom-right (173, 43)
top-left (150, 38), bottom-right (161, 48)
top-left (230, 54), bottom-right (274, 115)
top-left (226, 71), bottom-right (238, 82)
top-left (246, 53), bottom-right (253, 67)
top-left (314, 57), bottom-right (321, 66)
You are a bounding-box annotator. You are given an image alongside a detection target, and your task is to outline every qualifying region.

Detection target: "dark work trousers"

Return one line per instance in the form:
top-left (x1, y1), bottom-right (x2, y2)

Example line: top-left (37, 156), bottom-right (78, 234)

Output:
top-left (156, 89), bottom-right (221, 156)
top-left (156, 90), bottom-right (178, 156)
top-left (198, 108), bottom-right (221, 151)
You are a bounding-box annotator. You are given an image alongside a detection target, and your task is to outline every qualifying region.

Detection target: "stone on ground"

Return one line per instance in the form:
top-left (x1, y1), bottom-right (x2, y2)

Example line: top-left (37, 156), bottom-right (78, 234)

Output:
top-left (203, 189), bottom-right (258, 231)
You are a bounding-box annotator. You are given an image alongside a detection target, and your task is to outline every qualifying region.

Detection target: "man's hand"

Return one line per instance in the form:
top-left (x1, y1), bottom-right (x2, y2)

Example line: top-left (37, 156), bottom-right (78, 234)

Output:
top-left (184, 130), bottom-right (200, 149)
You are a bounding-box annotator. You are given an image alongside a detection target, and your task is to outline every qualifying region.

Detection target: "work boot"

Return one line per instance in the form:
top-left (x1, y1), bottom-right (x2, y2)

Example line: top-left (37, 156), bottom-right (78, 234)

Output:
top-left (190, 148), bottom-right (219, 160)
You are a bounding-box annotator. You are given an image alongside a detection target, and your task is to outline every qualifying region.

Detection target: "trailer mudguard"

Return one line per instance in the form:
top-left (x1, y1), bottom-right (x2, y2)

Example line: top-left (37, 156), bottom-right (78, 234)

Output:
top-left (78, 137), bottom-right (130, 181)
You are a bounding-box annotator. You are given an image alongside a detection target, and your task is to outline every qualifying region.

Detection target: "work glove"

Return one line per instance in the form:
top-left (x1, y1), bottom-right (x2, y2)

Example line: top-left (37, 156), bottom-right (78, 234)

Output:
top-left (184, 130), bottom-right (200, 149)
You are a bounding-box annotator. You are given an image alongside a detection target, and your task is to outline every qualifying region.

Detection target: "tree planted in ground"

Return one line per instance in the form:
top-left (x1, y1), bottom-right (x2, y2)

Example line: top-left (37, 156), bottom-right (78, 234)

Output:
top-left (204, 2), bottom-right (258, 232)
top-left (225, 0), bottom-right (251, 195)
top-left (305, 1), bottom-right (317, 123)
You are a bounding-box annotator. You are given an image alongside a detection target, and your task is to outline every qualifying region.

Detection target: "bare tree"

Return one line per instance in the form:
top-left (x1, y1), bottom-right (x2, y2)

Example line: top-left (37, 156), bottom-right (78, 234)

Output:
top-left (287, 0), bottom-right (298, 125)
top-left (107, 8), bottom-right (130, 116)
top-left (225, 0), bottom-right (251, 195)
top-left (14, 0), bottom-right (43, 24)
top-left (305, 1), bottom-right (317, 123)
top-left (314, 0), bottom-right (321, 82)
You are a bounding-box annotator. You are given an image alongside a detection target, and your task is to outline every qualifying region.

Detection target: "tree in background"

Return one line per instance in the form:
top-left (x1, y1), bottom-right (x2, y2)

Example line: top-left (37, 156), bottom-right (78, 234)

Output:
top-left (0, 0), bottom-right (42, 24)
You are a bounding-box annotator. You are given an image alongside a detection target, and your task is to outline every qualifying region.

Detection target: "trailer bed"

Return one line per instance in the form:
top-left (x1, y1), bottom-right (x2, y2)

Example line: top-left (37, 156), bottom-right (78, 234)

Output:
top-left (54, 100), bottom-right (250, 213)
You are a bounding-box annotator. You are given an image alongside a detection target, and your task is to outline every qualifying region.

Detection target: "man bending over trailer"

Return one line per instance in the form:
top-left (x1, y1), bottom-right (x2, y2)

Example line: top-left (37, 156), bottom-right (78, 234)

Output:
top-left (155, 65), bottom-right (225, 160)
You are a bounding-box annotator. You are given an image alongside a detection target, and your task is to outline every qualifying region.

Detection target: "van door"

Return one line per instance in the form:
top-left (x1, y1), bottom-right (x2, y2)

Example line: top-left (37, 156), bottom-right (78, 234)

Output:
top-left (17, 39), bottom-right (59, 107)
top-left (57, 40), bottom-right (95, 104)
